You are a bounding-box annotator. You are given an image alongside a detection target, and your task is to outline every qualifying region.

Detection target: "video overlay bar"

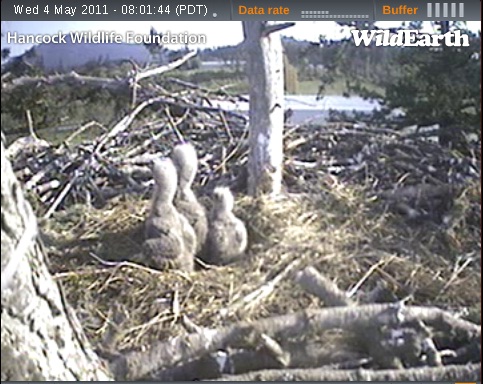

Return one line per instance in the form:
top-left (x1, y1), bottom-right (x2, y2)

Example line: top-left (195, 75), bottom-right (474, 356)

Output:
top-left (1, 0), bottom-right (481, 21)
top-left (0, 382), bottom-right (479, 384)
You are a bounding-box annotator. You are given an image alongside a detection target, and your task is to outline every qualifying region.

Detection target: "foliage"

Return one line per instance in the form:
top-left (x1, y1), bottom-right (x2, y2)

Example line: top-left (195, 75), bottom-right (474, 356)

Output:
top-left (1, 47), bottom-right (10, 61)
top-left (200, 44), bottom-right (245, 73)
top-left (1, 63), bottom-right (131, 134)
top-left (384, 23), bottom-right (481, 133)
top-left (325, 21), bottom-right (481, 149)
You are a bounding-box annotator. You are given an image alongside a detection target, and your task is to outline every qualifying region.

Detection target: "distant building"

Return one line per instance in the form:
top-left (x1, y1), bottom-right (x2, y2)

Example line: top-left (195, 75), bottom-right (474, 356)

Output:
top-left (5, 34), bottom-right (153, 72)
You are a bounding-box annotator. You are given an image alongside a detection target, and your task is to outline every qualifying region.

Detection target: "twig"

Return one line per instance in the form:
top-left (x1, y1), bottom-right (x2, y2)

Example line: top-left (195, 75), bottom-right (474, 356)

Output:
top-left (224, 259), bottom-right (300, 315)
top-left (124, 129), bottom-right (171, 158)
top-left (87, 252), bottom-right (166, 274)
top-left (135, 50), bottom-right (197, 82)
top-left (128, 60), bottom-right (140, 108)
top-left (219, 111), bottom-right (234, 143)
top-left (221, 146), bottom-right (227, 175)
top-left (43, 173), bottom-right (79, 218)
top-left (25, 109), bottom-right (37, 139)
top-left (347, 256), bottom-right (395, 298)
top-left (294, 266), bottom-right (353, 307)
top-left (164, 107), bottom-right (185, 142)
top-left (435, 254), bottom-right (474, 300)
top-left (93, 96), bottom-right (187, 154)
top-left (64, 121), bottom-right (107, 145)
top-left (212, 127), bottom-right (249, 174)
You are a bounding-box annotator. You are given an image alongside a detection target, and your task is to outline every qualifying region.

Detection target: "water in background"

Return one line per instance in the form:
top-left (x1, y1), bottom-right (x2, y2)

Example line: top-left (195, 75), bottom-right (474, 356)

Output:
top-left (210, 94), bottom-right (401, 124)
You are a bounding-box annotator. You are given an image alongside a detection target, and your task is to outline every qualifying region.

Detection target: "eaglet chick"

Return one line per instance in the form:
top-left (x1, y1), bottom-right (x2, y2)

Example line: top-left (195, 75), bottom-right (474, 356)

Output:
top-left (206, 187), bottom-right (247, 265)
top-left (171, 142), bottom-right (208, 257)
top-left (144, 157), bottom-right (196, 271)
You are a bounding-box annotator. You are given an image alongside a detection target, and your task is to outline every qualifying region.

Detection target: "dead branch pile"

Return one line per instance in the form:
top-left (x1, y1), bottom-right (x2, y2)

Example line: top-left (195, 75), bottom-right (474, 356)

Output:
top-left (6, 77), bottom-right (249, 218)
top-left (283, 122), bottom-right (480, 223)
top-left (6, 86), bottom-right (481, 226)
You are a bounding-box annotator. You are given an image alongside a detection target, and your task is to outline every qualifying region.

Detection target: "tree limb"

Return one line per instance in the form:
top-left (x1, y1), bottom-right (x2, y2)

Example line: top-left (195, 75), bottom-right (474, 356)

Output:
top-left (294, 266), bottom-right (354, 307)
top-left (135, 50), bottom-right (197, 81)
top-left (214, 363), bottom-right (480, 381)
top-left (2, 71), bottom-right (127, 92)
top-left (263, 22), bottom-right (296, 36)
top-left (1, 50), bottom-right (197, 93)
top-left (110, 303), bottom-right (480, 380)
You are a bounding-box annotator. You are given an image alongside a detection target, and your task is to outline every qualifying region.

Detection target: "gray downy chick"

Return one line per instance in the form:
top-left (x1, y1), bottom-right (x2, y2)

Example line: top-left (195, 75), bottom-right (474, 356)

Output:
top-left (206, 187), bottom-right (248, 265)
top-left (171, 142), bottom-right (208, 256)
top-left (144, 157), bottom-right (196, 271)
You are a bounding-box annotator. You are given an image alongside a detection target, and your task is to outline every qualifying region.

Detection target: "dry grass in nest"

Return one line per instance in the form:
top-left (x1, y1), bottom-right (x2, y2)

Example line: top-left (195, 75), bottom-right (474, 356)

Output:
top-left (41, 180), bottom-right (481, 352)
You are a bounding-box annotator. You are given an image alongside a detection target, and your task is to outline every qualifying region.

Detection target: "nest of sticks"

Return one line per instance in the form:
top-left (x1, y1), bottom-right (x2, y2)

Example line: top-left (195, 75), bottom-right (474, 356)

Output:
top-left (39, 179), bottom-right (480, 380)
top-left (5, 78), bottom-right (481, 380)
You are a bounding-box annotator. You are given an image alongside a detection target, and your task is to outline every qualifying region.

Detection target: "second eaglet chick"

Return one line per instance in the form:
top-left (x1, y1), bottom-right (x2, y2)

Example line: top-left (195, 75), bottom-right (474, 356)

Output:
top-left (144, 157), bottom-right (196, 271)
top-left (171, 142), bottom-right (208, 256)
top-left (206, 187), bottom-right (248, 265)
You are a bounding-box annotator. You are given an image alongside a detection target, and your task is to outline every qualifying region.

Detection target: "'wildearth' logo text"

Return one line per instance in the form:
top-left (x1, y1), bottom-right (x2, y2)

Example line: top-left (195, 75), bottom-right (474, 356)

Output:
top-left (350, 30), bottom-right (470, 47)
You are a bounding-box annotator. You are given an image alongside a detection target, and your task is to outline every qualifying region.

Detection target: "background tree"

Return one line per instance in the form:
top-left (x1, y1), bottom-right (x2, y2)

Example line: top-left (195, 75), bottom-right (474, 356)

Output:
top-left (283, 53), bottom-right (299, 94)
top-left (383, 21), bottom-right (481, 147)
top-left (323, 21), bottom-right (481, 148)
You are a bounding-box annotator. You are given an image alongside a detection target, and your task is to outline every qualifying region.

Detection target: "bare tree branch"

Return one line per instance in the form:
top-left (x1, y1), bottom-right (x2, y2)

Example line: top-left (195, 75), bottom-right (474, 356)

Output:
top-left (263, 22), bottom-right (296, 36)
top-left (135, 50), bottom-right (197, 81)
top-left (1, 50), bottom-right (197, 93)
top-left (2, 71), bottom-right (127, 92)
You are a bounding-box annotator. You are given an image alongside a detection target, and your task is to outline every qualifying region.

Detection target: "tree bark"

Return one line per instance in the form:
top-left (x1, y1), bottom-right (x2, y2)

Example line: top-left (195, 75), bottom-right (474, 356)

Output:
top-left (1, 141), bottom-right (112, 381)
top-left (243, 21), bottom-right (293, 196)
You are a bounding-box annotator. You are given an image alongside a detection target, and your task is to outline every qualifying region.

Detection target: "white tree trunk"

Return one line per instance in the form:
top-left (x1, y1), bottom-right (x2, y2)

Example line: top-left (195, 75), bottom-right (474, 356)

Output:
top-left (243, 21), bottom-right (293, 196)
top-left (1, 141), bottom-right (112, 381)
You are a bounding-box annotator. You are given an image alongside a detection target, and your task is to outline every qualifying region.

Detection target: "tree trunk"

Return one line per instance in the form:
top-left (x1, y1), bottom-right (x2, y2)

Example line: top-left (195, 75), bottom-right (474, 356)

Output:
top-left (243, 21), bottom-right (293, 196)
top-left (1, 141), bottom-right (112, 381)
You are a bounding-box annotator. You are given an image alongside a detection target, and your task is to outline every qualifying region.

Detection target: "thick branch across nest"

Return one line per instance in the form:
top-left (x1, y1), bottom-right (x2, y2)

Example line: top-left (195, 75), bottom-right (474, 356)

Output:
top-left (109, 303), bottom-right (480, 380)
top-left (214, 363), bottom-right (480, 381)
